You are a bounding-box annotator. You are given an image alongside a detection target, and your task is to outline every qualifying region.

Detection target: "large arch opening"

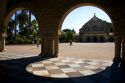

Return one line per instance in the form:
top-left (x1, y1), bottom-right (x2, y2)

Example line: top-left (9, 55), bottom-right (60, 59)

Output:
top-left (56, 5), bottom-right (115, 78)
top-left (59, 5), bottom-right (114, 62)
top-left (4, 8), bottom-right (41, 57)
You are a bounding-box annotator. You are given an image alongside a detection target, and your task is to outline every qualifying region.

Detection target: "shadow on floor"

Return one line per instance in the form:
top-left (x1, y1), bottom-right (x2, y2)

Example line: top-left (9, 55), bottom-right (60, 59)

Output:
top-left (0, 55), bottom-right (125, 83)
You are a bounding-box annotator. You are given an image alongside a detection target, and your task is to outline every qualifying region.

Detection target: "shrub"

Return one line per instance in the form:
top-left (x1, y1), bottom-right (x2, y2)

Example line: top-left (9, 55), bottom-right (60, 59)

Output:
top-left (15, 37), bottom-right (25, 44)
top-left (24, 39), bottom-right (32, 44)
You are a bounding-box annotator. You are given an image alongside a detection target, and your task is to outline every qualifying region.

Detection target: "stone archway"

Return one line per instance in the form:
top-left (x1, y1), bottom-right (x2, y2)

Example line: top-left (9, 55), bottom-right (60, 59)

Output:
top-left (1, 1), bottom-right (125, 82)
top-left (2, 7), bottom-right (40, 51)
top-left (0, 0), bottom-right (125, 63)
top-left (57, 1), bottom-right (124, 63)
top-left (0, 1), bottom-right (38, 52)
top-left (4, 8), bottom-right (41, 54)
top-left (0, 1), bottom-right (60, 57)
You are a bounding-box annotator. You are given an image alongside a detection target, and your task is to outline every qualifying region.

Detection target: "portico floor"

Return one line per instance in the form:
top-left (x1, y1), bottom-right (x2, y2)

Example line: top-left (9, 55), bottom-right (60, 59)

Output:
top-left (0, 52), bottom-right (113, 83)
top-left (27, 57), bottom-right (112, 78)
top-left (0, 43), bottom-right (124, 83)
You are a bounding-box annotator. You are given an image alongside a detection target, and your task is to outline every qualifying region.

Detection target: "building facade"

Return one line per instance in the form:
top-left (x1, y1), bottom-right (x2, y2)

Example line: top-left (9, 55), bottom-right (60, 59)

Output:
top-left (79, 14), bottom-right (114, 42)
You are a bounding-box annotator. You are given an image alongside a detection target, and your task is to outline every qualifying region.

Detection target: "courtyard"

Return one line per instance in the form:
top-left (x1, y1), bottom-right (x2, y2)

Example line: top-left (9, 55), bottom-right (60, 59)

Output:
top-left (3, 43), bottom-right (114, 60)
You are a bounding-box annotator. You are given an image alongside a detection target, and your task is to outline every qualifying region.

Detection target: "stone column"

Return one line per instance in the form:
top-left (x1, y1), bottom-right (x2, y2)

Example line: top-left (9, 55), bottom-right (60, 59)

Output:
top-left (0, 33), bottom-right (5, 52)
top-left (121, 36), bottom-right (125, 65)
top-left (53, 35), bottom-right (59, 57)
top-left (0, 0), bottom-right (7, 24)
top-left (113, 35), bottom-right (121, 62)
top-left (0, 0), bottom-right (7, 52)
top-left (35, 6), bottom-right (60, 58)
top-left (40, 33), bottom-right (58, 58)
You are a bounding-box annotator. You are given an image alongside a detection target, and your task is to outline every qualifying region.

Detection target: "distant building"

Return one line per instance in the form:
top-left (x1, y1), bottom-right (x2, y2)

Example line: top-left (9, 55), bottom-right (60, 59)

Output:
top-left (79, 14), bottom-right (114, 42)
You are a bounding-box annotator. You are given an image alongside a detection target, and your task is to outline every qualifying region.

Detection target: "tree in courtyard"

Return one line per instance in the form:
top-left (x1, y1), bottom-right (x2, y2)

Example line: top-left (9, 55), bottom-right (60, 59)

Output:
top-left (30, 19), bottom-right (39, 42)
top-left (7, 18), bottom-right (15, 40)
top-left (59, 31), bottom-right (67, 42)
top-left (17, 10), bottom-right (29, 38)
top-left (59, 29), bottom-right (75, 43)
top-left (7, 9), bottom-right (39, 44)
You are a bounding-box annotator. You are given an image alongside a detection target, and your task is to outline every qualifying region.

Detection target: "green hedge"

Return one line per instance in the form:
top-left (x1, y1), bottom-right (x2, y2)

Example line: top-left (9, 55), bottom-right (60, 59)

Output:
top-left (7, 37), bottom-right (33, 44)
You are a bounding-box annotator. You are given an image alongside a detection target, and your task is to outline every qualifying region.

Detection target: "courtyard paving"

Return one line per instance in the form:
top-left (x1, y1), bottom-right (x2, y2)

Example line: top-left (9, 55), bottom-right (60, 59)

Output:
top-left (4, 43), bottom-right (115, 60)
top-left (1, 43), bottom-right (124, 83)
top-left (0, 52), bottom-right (112, 83)
top-left (26, 57), bottom-right (112, 78)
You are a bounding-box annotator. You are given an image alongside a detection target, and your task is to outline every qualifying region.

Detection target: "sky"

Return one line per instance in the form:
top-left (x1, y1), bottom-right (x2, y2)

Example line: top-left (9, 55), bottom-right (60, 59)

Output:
top-left (61, 6), bottom-right (112, 33)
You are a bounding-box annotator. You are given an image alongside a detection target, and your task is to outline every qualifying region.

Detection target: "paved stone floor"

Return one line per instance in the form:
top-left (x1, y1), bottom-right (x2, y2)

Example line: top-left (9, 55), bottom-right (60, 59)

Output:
top-left (0, 43), bottom-right (125, 83)
top-left (5, 43), bottom-right (114, 60)
top-left (0, 52), bottom-right (114, 83)
top-left (27, 57), bottom-right (112, 78)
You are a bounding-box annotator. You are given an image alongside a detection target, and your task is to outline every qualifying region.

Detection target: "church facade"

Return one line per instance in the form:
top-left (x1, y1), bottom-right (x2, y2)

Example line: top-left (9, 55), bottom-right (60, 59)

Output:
top-left (79, 14), bottom-right (114, 42)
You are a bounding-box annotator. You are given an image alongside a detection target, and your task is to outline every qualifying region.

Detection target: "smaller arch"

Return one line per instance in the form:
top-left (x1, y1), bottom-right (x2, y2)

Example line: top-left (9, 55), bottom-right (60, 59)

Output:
top-left (4, 8), bottom-right (39, 44)
top-left (3, 1), bottom-right (38, 29)
top-left (4, 8), bottom-right (37, 29)
top-left (93, 36), bottom-right (97, 42)
top-left (100, 36), bottom-right (105, 42)
top-left (86, 36), bottom-right (90, 42)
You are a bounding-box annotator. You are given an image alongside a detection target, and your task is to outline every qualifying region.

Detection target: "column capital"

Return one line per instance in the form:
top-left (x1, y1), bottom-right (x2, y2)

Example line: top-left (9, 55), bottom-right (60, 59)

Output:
top-left (114, 32), bottom-right (125, 38)
top-left (40, 30), bottom-right (58, 38)
top-left (0, 32), bottom-right (7, 38)
top-left (114, 32), bottom-right (122, 37)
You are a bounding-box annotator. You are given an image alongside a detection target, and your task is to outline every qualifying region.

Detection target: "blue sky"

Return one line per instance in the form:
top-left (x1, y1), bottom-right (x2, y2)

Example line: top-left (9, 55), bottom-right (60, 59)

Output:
top-left (61, 6), bottom-right (112, 33)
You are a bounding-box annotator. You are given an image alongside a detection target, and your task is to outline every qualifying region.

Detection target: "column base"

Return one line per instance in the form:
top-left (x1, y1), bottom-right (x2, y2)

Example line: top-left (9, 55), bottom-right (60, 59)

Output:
top-left (0, 36), bottom-right (5, 52)
top-left (113, 57), bottom-right (121, 65)
top-left (121, 59), bottom-right (125, 67)
top-left (0, 48), bottom-right (6, 52)
top-left (0, 49), bottom-right (4, 52)
top-left (113, 57), bottom-right (121, 63)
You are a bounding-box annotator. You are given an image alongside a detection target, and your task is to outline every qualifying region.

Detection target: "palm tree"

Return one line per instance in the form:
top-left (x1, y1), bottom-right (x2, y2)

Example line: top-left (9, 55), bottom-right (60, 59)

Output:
top-left (28, 10), bottom-right (32, 38)
top-left (7, 18), bottom-right (15, 39)
top-left (31, 19), bottom-right (39, 36)
top-left (28, 10), bottom-right (32, 28)
top-left (7, 9), bottom-right (39, 44)
top-left (14, 11), bottom-right (18, 37)
top-left (17, 9), bottom-right (29, 38)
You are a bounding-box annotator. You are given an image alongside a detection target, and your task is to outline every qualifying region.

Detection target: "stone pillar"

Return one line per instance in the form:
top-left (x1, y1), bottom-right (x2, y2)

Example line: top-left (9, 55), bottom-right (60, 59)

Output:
top-left (0, 0), bottom-right (7, 52)
top-left (113, 35), bottom-right (121, 62)
top-left (0, 0), bottom-right (7, 24)
top-left (40, 34), bottom-right (58, 58)
top-left (121, 37), bottom-right (125, 65)
top-left (53, 35), bottom-right (59, 56)
top-left (0, 33), bottom-right (5, 52)
top-left (35, 7), bottom-right (60, 58)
